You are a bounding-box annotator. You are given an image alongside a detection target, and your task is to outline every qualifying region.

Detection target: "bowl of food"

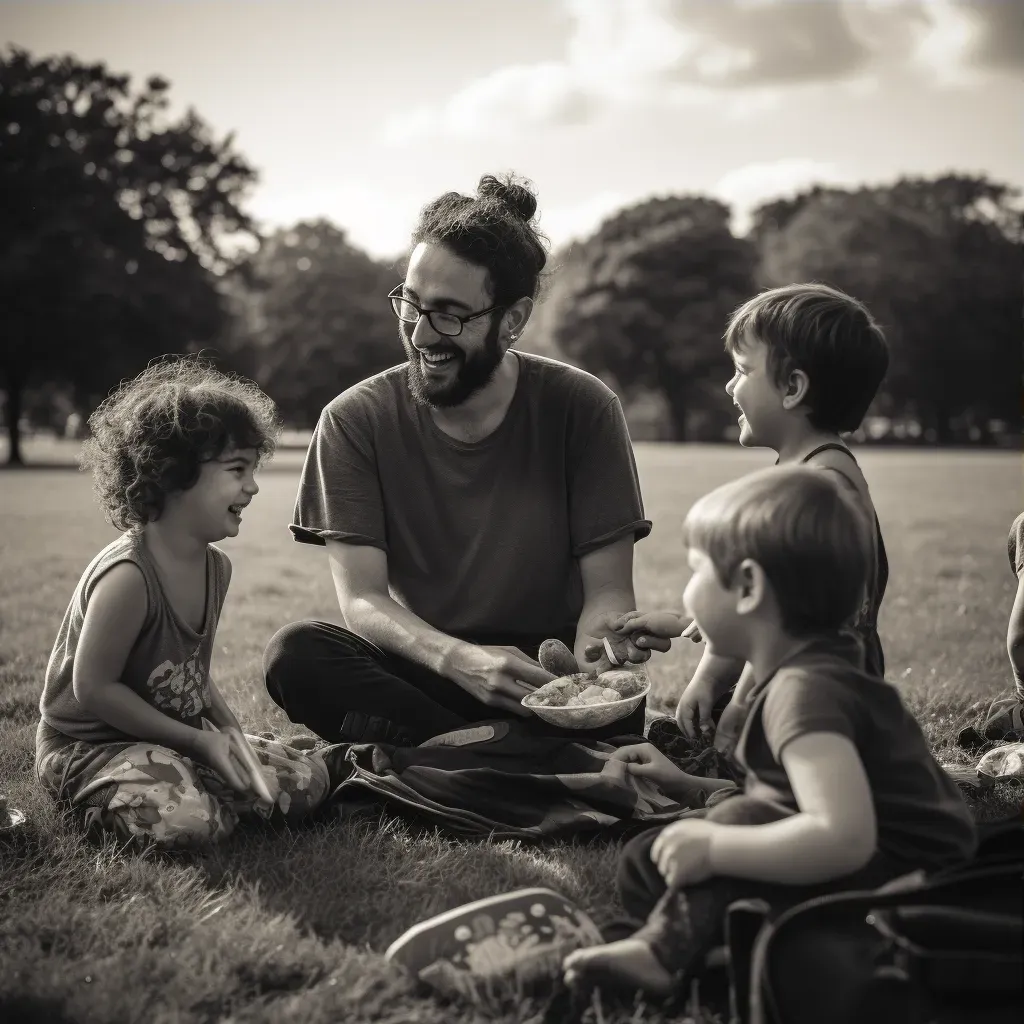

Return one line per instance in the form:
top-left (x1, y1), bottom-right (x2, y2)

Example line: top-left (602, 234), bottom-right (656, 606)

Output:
top-left (522, 668), bottom-right (650, 729)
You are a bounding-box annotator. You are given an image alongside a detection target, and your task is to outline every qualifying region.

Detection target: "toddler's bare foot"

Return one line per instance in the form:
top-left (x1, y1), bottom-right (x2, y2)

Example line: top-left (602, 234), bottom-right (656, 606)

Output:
top-left (563, 938), bottom-right (674, 997)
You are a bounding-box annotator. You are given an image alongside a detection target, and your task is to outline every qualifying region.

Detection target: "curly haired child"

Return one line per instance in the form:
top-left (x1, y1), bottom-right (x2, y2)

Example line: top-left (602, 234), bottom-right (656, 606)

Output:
top-left (564, 466), bottom-right (976, 998)
top-left (35, 357), bottom-right (331, 849)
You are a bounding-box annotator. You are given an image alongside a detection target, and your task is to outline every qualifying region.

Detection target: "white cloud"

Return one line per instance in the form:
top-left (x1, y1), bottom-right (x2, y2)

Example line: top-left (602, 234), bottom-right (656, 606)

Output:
top-left (907, 0), bottom-right (1024, 84)
top-left (381, 62), bottom-right (595, 144)
top-left (249, 181), bottom-right (419, 261)
top-left (713, 159), bottom-right (861, 235)
top-left (381, 0), bottom-right (1021, 143)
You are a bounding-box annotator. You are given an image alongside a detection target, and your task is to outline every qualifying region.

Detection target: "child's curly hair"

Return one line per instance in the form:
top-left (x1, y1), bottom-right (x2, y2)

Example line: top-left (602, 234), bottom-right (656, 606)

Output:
top-left (80, 356), bottom-right (282, 531)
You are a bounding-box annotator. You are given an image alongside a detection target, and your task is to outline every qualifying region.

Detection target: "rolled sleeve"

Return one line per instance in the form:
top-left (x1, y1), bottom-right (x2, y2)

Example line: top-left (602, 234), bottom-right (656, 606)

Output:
top-left (761, 668), bottom-right (860, 761)
top-left (289, 404), bottom-right (387, 550)
top-left (568, 395), bottom-right (652, 558)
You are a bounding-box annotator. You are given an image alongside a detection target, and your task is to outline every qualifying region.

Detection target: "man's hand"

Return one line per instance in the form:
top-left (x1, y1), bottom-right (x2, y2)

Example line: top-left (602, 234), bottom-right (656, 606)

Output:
top-left (608, 742), bottom-right (685, 788)
top-left (582, 608), bottom-right (700, 668)
top-left (580, 609), bottom-right (679, 669)
top-left (650, 818), bottom-right (718, 888)
top-left (447, 645), bottom-right (556, 716)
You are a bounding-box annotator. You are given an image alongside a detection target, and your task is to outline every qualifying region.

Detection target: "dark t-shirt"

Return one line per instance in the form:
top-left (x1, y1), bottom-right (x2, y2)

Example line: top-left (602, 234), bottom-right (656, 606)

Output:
top-left (734, 634), bottom-right (977, 872)
top-left (291, 352), bottom-right (652, 651)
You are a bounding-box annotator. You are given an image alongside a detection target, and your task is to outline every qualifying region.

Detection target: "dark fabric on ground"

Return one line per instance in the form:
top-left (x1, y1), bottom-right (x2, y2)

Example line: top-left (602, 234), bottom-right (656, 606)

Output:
top-left (316, 719), bottom-right (685, 839)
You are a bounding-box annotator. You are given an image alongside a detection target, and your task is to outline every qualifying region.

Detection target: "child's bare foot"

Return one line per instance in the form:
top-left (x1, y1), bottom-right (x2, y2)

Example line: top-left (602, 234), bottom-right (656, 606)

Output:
top-left (562, 938), bottom-right (674, 997)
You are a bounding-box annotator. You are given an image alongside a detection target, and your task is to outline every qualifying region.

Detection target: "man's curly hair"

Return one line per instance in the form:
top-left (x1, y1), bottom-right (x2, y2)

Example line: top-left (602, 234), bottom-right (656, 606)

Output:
top-left (80, 356), bottom-right (282, 532)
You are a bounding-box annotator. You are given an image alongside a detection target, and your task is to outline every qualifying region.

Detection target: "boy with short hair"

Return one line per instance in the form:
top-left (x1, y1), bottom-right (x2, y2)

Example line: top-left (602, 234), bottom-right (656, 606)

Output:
top-left (564, 467), bottom-right (976, 997)
top-left (647, 283), bottom-right (892, 754)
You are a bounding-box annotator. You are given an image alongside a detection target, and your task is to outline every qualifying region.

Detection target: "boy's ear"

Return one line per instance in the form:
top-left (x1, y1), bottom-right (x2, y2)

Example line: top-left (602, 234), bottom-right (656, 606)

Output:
top-left (781, 368), bottom-right (810, 410)
top-left (735, 558), bottom-right (768, 616)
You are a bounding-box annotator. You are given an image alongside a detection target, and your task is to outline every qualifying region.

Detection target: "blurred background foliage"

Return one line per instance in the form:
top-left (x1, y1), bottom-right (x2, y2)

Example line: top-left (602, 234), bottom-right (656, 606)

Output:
top-left (2, 48), bottom-right (1020, 463)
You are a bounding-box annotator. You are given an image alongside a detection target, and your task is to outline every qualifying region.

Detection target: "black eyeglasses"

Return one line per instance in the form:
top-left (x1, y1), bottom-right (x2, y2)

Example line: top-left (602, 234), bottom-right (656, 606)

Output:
top-left (387, 285), bottom-right (502, 338)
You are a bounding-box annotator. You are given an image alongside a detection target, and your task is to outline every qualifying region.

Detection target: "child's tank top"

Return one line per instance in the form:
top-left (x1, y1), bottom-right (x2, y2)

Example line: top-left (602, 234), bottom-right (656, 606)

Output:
top-left (800, 442), bottom-right (888, 677)
top-left (38, 531), bottom-right (230, 744)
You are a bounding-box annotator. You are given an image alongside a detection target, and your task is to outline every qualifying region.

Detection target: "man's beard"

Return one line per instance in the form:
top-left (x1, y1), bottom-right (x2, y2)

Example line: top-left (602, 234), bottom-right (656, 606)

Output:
top-left (403, 316), bottom-right (505, 409)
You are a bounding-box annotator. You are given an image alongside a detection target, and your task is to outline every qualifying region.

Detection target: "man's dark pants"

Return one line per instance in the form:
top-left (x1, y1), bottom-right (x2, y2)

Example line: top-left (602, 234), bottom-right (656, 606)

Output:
top-left (263, 620), bottom-right (646, 745)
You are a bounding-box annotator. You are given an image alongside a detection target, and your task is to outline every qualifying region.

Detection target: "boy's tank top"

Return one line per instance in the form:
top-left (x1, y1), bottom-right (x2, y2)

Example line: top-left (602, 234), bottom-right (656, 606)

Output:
top-left (38, 531), bottom-right (231, 744)
top-left (800, 442), bottom-right (888, 677)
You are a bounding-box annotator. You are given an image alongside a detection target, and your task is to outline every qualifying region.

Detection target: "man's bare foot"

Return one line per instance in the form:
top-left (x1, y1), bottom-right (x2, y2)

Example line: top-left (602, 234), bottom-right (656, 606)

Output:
top-left (562, 938), bottom-right (674, 997)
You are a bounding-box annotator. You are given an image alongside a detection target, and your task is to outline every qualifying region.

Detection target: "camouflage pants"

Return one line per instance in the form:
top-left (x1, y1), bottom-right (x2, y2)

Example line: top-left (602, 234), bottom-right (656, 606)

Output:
top-left (36, 731), bottom-right (330, 849)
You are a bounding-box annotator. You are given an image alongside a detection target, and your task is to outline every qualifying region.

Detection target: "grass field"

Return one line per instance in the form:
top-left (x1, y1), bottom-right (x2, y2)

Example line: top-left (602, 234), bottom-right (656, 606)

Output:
top-left (1, 442), bottom-right (1021, 1024)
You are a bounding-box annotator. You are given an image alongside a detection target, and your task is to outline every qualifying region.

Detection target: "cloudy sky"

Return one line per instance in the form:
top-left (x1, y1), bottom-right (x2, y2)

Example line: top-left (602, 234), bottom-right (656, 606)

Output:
top-left (6, 0), bottom-right (1022, 258)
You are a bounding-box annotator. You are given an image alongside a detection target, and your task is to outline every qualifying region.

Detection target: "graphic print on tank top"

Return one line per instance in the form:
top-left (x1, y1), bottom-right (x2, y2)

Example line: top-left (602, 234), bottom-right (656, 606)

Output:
top-left (145, 647), bottom-right (211, 718)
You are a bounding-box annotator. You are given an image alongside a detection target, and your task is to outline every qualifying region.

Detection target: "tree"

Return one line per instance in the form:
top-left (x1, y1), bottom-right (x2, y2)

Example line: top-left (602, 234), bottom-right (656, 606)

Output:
top-left (539, 197), bottom-right (757, 440)
top-left (229, 221), bottom-right (401, 426)
top-left (757, 175), bottom-right (1022, 442)
top-left (0, 47), bottom-right (258, 464)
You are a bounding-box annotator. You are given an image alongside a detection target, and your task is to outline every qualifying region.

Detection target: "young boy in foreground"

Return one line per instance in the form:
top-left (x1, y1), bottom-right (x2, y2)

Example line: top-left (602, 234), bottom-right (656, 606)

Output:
top-left (564, 466), bottom-right (976, 996)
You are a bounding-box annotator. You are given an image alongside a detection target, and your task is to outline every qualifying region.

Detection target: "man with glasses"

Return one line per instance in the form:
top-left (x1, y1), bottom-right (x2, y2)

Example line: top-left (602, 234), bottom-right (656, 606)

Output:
top-left (262, 174), bottom-right (668, 748)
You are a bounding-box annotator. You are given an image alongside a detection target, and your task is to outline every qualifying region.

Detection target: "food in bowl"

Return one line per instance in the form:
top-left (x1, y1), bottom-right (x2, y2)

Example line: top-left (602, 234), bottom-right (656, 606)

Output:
top-left (596, 669), bottom-right (649, 699)
top-left (537, 638), bottom-right (581, 677)
top-left (525, 668), bottom-right (647, 709)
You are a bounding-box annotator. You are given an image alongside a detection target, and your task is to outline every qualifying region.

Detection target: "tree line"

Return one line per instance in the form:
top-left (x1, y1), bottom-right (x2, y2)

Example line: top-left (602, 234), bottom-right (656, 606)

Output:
top-left (2, 49), bottom-right (1020, 463)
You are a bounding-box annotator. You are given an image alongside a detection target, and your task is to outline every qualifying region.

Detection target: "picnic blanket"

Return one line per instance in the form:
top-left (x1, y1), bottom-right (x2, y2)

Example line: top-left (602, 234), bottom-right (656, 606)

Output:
top-left (322, 720), bottom-right (689, 839)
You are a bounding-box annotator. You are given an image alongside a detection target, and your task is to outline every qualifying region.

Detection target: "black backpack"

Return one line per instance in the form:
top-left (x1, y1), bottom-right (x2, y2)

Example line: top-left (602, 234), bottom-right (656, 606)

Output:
top-left (724, 817), bottom-right (1024, 1024)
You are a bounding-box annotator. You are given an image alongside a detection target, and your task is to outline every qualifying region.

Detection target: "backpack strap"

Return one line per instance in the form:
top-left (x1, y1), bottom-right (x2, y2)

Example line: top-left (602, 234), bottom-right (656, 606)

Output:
top-left (742, 852), bottom-right (1024, 1024)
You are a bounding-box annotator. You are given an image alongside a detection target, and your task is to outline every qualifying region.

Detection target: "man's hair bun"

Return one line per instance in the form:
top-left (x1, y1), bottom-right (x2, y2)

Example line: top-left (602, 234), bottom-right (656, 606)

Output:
top-left (476, 173), bottom-right (538, 221)
top-left (413, 171), bottom-right (548, 305)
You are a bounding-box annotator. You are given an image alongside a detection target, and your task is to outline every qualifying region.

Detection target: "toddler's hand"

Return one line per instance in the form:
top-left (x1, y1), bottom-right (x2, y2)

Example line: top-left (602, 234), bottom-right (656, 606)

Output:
top-left (581, 609), bottom-right (687, 668)
top-left (582, 633), bottom-right (648, 670)
top-left (614, 610), bottom-right (687, 641)
top-left (608, 742), bottom-right (684, 788)
top-left (579, 611), bottom-right (652, 670)
top-left (612, 610), bottom-right (697, 653)
top-left (650, 818), bottom-right (717, 888)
